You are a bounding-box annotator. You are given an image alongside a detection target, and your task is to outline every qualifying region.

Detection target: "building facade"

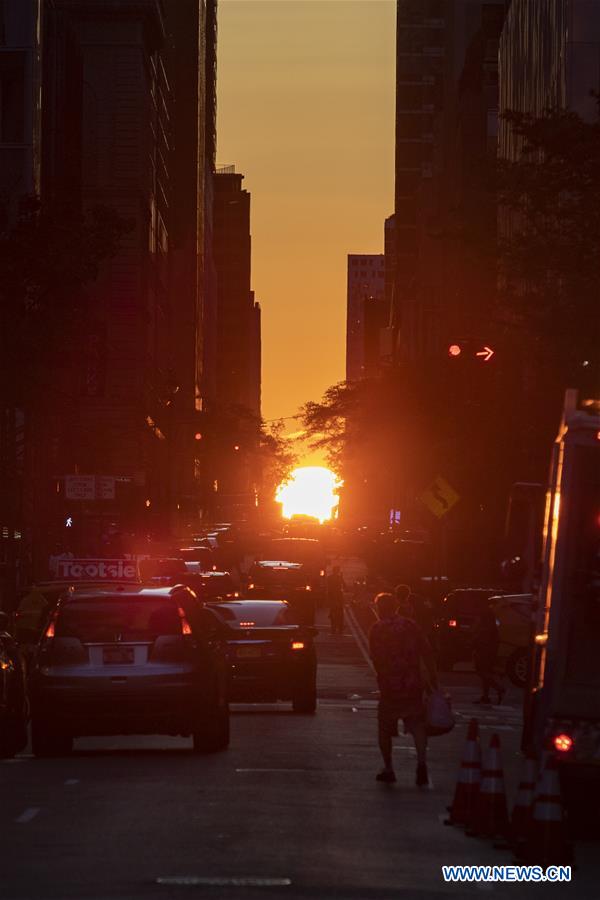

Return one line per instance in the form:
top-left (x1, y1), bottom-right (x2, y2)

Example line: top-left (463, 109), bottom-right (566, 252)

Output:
top-left (499, 0), bottom-right (600, 159)
top-left (392, 0), bottom-right (508, 363)
top-left (1, 0), bottom-right (219, 590)
top-left (346, 254), bottom-right (386, 381)
top-left (210, 167), bottom-right (261, 520)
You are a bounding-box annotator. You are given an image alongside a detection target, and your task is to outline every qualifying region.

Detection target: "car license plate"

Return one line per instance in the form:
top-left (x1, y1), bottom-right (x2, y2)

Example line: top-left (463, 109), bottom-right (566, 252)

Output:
top-left (103, 646), bottom-right (134, 665)
top-left (237, 645), bottom-right (261, 659)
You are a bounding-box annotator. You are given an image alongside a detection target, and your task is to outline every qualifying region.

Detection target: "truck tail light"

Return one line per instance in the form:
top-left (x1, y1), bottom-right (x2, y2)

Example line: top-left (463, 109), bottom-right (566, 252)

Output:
top-left (292, 641), bottom-right (305, 651)
top-left (177, 607), bottom-right (192, 636)
top-left (553, 733), bottom-right (573, 753)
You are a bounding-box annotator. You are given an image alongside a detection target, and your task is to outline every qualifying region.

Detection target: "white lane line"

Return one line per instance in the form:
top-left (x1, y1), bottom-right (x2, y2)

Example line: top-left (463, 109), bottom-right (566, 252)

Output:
top-left (156, 876), bottom-right (292, 887)
top-left (345, 606), bottom-right (376, 673)
top-left (15, 807), bottom-right (40, 824)
top-left (235, 768), bottom-right (311, 773)
top-left (64, 779), bottom-right (79, 786)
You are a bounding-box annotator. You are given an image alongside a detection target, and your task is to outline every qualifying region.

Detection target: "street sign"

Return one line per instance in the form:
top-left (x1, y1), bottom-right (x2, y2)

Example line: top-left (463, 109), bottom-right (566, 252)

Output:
top-left (54, 558), bottom-right (138, 581)
top-left (65, 475), bottom-right (95, 500)
top-left (420, 476), bottom-right (460, 519)
top-left (96, 476), bottom-right (116, 500)
top-left (476, 345), bottom-right (494, 362)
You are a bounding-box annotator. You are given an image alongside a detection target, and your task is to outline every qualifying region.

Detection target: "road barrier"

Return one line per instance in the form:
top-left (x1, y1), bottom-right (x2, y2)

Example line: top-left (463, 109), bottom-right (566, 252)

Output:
top-left (518, 753), bottom-right (573, 866)
top-left (467, 733), bottom-right (509, 839)
top-left (445, 718), bottom-right (481, 827)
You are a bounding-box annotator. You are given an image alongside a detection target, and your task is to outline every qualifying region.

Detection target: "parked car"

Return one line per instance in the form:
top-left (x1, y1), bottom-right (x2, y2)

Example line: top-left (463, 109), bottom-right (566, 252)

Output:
top-left (491, 593), bottom-right (534, 687)
top-left (205, 599), bottom-right (318, 713)
top-left (434, 588), bottom-right (502, 670)
top-left (29, 585), bottom-right (230, 757)
top-left (246, 560), bottom-right (316, 624)
top-left (0, 613), bottom-right (28, 758)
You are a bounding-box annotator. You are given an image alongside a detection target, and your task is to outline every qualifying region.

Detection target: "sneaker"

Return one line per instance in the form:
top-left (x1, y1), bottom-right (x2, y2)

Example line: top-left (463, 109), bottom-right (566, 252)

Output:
top-left (376, 769), bottom-right (396, 784)
top-left (416, 763), bottom-right (429, 787)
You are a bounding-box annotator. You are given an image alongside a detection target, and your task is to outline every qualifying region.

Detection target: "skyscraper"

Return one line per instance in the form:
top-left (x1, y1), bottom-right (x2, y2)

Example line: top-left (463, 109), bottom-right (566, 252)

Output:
top-left (391, 1), bottom-right (508, 363)
top-left (346, 254), bottom-right (386, 381)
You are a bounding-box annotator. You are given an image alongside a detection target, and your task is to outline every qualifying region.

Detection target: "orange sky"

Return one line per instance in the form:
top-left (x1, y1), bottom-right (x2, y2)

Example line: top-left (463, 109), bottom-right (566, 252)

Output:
top-left (216, 0), bottom-right (395, 426)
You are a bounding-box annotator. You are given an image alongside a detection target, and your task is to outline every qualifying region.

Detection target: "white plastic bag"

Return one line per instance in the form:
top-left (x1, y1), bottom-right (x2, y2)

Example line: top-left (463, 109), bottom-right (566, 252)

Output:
top-left (426, 689), bottom-right (455, 736)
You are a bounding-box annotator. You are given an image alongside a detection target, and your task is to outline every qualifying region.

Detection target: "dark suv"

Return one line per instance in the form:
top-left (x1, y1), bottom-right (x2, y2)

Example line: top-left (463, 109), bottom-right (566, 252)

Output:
top-left (434, 588), bottom-right (501, 670)
top-left (29, 586), bottom-right (229, 757)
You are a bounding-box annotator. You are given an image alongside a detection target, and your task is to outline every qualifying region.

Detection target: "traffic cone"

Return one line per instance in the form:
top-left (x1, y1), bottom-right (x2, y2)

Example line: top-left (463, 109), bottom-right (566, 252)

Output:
top-left (519, 753), bottom-right (573, 866)
top-left (467, 733), bottom-right (509, 838)
top-left (445, 718), bottom-right (481, 826)
top-left (510, 754), bottom-right (538, 851)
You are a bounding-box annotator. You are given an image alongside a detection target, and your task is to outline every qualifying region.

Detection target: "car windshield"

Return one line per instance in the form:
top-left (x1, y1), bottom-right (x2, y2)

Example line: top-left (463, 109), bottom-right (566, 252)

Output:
top-left (138, 559), bottom-right (186, 580)
top-left (56, 599), bottom-right (181, 642)
top-left (209, 604), bottom-right (292, 627)
top-left (445, 592), bottom-right (493, 615)
top-left (197, 575), bottom-right (235, 596)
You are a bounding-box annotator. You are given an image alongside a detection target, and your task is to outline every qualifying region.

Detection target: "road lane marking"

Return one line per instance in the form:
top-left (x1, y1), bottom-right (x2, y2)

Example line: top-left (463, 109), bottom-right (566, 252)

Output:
top-left (345, 606), bottom-right (376, 673)
top-left (16, 807), bottom-right (40, 824)
top-left (156, 876), bottom-right (292, 887)
top-left (235, 768), bottom-right (311, 773)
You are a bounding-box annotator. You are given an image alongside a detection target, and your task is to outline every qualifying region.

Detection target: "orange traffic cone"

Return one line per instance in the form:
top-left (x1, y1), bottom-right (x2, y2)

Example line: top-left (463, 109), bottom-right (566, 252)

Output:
top-left (445, 718), bottom-right (481, 827)
top-left (519, 753), bottom-right (573, 866)
top-left (467, 733), bottom-right (509, 838)
top-left (510, 754), bottom-right (538, 851)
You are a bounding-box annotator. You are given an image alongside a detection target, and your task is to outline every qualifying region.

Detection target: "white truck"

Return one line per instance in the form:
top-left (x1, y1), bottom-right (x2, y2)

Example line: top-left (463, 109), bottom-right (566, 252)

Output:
top-left (525, 390), bottom-right (600, 804)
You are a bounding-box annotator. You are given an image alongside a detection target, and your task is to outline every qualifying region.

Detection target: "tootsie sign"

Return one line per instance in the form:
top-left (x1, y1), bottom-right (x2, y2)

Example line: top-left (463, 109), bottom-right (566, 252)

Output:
top-left (55, 559), bottom-right (138, 581)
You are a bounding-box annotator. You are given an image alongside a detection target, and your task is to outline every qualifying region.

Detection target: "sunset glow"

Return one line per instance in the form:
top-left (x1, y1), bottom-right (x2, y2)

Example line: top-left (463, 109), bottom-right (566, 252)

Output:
top-left (276, 467), bottom-right (341, 524)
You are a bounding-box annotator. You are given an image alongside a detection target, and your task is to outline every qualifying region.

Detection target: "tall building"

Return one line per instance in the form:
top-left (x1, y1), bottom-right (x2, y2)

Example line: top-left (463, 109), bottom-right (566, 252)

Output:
top-left (210, 167), bottom-right (261, 520)
top-left (392, 0), bottom-right (508, 362)
top-left (212, 169), bottom-right (261, 418)
top-left (1, 1), bottom-right (219, 585)
top-left (163, 0), bottom-right (218, 532)
top-left (346, 254), bottom-right (386, 381)
top-left (499, 0), bottom-right (600, 158)
top-left (0, 1), bottom-right (42, 607)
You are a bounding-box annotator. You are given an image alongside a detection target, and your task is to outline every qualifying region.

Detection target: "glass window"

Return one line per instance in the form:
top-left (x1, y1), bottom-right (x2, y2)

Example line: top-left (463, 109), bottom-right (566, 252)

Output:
top-left (57, 599), bottom-right (181, 642)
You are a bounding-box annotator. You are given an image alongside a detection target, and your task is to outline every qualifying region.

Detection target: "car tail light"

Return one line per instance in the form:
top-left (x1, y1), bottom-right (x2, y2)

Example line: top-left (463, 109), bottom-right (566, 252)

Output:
top-left (553, 733), bottom-right (573, 753)
top-left (448, 619), bottom-right (457, 628)
top-left (247, 583), bottom-right (255, 590)
top-left (320, 570), bottom-right (325, 577)
top-left (177, 606), bottom-right (192, 636)
top-left (292, 641), bottom-right (305, 651)
top-left (239, 621), bottom-right (255, 628)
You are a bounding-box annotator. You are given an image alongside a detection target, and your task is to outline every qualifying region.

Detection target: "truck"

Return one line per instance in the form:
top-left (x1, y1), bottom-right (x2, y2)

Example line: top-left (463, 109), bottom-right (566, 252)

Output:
top-left (524, 390), bottom-right (600, 812)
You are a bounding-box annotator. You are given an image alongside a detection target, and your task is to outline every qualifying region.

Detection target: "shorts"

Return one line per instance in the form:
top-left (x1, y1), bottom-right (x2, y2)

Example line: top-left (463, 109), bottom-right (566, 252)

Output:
top-left (378, 696), bottom-right (425, 736)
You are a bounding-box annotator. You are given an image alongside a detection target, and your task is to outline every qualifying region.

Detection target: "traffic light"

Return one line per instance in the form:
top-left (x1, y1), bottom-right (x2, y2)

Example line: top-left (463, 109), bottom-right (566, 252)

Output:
top-left (447, 338), bottom-right (495, 362)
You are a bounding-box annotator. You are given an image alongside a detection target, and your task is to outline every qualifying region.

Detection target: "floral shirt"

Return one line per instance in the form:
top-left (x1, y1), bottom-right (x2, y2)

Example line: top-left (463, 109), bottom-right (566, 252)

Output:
top-left (369, 615), bottom-right (428, 702)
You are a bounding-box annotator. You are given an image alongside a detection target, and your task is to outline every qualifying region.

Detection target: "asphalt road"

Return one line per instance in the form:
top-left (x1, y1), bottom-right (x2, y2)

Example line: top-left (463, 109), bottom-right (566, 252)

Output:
top-left (1, 609), bottom-right (596, 900)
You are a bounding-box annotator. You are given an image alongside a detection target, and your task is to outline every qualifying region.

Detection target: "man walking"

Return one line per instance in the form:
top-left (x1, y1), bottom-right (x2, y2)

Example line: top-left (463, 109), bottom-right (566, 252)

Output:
top-left (369, 592), bottom-right (438, 786)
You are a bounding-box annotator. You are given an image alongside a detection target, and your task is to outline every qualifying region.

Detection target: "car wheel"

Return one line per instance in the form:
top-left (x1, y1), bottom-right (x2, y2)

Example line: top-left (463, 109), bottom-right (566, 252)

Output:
top-left (292, 679), bottom-right (317, 714)
top-left (506, 648), bottom-right (529, 688)
top-left (192, 703), bottom-right (230, 754)
top-left (31, 718), bottom-right (73, 758)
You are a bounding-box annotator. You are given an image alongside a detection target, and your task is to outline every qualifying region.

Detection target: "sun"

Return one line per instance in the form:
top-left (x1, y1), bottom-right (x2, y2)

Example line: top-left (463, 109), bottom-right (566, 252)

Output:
top-left (276, 467), bottom-right (342, 524)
